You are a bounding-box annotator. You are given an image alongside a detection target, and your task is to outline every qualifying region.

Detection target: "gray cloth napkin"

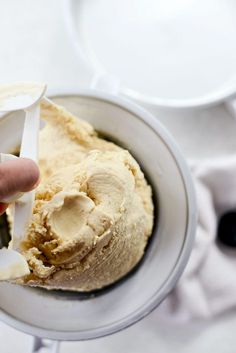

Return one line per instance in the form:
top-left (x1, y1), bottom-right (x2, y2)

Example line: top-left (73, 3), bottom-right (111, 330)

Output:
top-left (157, 155), bottom-right (236, 321)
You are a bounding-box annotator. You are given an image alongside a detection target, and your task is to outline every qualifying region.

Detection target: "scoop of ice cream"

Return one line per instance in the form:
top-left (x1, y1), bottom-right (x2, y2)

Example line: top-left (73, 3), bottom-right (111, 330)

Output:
top-left (39, 100), bottom-right (120, 180)
top-left (16, 100), bottom-right (154, 291)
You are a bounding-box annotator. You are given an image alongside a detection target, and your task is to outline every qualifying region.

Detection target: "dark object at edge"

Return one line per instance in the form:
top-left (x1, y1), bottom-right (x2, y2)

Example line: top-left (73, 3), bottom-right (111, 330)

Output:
top-left (217, 211), bottom-right (236, 248)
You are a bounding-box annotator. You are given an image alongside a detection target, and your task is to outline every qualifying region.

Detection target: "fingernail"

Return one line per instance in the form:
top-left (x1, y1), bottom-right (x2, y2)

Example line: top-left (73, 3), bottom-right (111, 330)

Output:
top-left (32, 178), bottom-right (41, 189)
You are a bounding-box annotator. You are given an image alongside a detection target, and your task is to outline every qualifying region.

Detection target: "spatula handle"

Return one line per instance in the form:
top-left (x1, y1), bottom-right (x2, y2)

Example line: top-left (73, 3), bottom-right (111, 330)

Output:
top-left (20, 104), bottom-right (40, 161)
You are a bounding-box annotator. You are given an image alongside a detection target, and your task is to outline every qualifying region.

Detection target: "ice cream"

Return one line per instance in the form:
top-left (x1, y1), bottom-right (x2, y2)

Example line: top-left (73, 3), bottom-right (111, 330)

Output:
top-left (17, 100), bottom-right (154, 291)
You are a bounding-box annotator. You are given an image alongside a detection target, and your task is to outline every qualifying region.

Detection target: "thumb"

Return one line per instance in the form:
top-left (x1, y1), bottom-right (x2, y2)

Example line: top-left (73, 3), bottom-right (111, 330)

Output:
top-left (0, 158), bottom-right (40, 202)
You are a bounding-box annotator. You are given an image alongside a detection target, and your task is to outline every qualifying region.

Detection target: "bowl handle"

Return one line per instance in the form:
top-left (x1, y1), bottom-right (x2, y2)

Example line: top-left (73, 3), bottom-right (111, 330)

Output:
top-left (31, 337), bottom-right (60, 353)
top-left (90, 73), bottom-right (121, 96)
top-left (225, 97), bottom-right (236, 118)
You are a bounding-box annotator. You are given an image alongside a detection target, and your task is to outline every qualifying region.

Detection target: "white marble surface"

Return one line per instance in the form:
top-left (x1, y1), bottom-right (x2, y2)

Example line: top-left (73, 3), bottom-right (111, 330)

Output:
top-left (0, 0), bottom-right (236, 352)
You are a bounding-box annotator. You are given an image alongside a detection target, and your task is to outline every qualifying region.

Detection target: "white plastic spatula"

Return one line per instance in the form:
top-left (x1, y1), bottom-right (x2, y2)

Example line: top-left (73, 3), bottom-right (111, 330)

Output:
top-left (0, 82), bottom-right (47, 280)
top-left (0, 82), bottom-right (46, 112)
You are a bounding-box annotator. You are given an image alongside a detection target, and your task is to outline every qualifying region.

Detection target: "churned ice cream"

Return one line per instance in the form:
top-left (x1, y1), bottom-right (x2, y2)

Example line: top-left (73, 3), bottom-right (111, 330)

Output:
top-left (17, 100), bottom-right (154, 291)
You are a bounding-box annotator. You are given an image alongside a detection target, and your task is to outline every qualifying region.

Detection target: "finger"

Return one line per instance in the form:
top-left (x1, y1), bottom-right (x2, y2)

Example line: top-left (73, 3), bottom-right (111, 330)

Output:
top-left (0, 202), bottom-right (8, 215)
top-left (0, 158), bottom-right (40, 201)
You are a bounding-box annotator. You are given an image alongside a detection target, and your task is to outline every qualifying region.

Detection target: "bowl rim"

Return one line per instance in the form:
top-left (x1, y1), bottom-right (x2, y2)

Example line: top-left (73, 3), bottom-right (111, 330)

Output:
top-left (0, 89), bottom-right (197, 340)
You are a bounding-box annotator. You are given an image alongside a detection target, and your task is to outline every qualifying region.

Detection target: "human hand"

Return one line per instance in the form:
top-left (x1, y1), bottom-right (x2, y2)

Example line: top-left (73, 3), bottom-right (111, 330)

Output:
top-left (0, 158), bottom-right (40, 215)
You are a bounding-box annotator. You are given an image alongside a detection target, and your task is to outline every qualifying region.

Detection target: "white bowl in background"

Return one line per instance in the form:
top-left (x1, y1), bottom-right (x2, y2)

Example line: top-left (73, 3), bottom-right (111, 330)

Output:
top-left (62, 0), bottom-right (236, 112)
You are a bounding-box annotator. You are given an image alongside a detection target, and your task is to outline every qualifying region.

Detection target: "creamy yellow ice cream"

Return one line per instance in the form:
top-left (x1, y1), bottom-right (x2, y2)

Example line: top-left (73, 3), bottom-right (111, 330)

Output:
top-left (18, 100), bottom-right (154, 291)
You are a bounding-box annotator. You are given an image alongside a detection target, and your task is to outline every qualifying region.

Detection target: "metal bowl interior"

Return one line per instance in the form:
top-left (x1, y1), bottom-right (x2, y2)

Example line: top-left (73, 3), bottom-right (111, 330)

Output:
top-left (0, 92), bottom-right (196, 340)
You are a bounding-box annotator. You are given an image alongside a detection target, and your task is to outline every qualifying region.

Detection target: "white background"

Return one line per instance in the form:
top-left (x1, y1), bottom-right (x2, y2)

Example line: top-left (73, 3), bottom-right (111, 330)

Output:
top-left (0, 1), bottom-right (236, 352)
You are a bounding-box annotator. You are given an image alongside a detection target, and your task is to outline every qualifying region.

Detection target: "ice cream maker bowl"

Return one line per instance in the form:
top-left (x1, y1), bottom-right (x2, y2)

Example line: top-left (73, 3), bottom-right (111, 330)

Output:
top-left (0, 91), bottom-right (196, 340)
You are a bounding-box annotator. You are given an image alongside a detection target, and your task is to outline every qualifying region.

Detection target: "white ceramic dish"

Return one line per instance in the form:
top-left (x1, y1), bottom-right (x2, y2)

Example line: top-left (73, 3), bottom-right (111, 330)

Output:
top-left (62, 0), bottom-right (236, 111)
top-left (0, 91), bottom-right (196, 341)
